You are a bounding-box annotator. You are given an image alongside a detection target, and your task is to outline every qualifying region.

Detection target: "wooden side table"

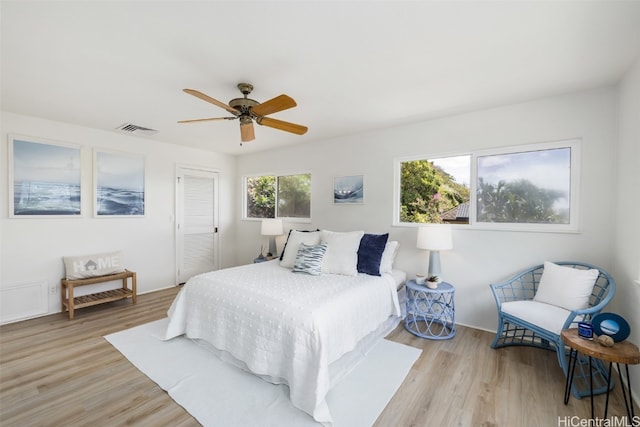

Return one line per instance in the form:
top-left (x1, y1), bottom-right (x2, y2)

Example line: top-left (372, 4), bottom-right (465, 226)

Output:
top-left (404, 280), bottom-right (455, 340)
top-left (561, 328), bottom-right (640, 420)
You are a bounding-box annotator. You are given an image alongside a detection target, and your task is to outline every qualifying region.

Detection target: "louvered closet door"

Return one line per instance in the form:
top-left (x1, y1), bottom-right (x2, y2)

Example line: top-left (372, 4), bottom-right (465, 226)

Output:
top-left (176, 167), bottom-right (219, 284)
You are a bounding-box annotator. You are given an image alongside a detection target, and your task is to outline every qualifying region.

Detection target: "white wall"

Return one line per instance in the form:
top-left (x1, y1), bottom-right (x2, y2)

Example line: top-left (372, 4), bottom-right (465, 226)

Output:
top-left (236, 87), bottom-right (618, 332)
top-left (0, 112), bottom-right (237, 320)
top-left (612, 55), bottom-right (640, 400)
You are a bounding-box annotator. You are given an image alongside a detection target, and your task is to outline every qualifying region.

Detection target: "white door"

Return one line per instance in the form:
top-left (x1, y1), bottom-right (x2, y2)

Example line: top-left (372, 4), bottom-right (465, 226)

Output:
top-left (176, 167), bottom-right (219, 284)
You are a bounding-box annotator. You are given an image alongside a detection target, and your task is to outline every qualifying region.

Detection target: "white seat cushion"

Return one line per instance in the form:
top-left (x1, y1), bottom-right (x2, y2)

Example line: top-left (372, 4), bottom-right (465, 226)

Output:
top-left (501, 300), bottom-right (572, 336)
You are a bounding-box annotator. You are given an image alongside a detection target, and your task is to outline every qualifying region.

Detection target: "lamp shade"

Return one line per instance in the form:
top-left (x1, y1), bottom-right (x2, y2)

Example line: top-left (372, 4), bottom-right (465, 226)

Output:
top-left (416, 224), bottom-right (453, 251)
top-left (261, 218), bottom-right (283, 236)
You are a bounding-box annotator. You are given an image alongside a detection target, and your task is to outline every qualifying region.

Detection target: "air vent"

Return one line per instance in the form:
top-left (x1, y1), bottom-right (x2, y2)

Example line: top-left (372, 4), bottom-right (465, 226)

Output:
top-left (115, 123), bottom-right (159, 136)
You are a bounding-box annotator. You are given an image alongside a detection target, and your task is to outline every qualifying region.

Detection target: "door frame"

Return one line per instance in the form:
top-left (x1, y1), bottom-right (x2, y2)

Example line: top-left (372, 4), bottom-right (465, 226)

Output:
top-left (174, 164), bottom-right (220, 285)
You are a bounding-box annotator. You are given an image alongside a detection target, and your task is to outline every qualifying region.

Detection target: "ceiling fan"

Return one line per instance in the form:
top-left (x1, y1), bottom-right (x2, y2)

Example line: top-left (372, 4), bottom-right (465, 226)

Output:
top-left (179, 83), bottom-right (308, 144)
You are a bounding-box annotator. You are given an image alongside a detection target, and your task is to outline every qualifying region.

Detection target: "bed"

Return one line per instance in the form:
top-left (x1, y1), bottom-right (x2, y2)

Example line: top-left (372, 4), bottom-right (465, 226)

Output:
top-left (164, 230), bottom-right (404, 424)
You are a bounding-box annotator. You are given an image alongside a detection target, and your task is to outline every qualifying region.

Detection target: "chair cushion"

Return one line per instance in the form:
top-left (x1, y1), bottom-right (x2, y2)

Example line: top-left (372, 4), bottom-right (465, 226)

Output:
top-left (501, 300), bottom-right (572, 335)
top-left (533, 261), bottom-right (599, 311)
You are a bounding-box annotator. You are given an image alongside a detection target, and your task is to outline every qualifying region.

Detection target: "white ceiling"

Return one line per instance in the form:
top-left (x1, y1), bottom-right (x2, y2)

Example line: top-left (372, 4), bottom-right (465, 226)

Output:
top-left (2, 1), bottom-right (640, 156)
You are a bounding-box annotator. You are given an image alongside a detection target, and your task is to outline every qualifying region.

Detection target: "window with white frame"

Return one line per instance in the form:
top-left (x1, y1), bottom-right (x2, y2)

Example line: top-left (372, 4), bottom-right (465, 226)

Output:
top-left (398, 155), bottom-right (471, 224)
top-left (244, 173), bottom-right (311, 220)
top-left (395, 139), bottom-right (580, 231)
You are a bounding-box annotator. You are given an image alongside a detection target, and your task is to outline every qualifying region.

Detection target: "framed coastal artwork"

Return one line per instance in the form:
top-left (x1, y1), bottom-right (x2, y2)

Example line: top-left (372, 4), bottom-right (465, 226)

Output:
top-left (9, 135), bottom-right (82, 217)
top-left (333, 175), bottom-right (364, 204)
top-left (94, 149), bottom-right (145, 217)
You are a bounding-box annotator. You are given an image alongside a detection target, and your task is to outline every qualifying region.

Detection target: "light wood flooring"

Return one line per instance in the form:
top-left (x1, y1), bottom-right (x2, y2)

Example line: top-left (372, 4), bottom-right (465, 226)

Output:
top-left (1, 286), bottom-right (637, 426)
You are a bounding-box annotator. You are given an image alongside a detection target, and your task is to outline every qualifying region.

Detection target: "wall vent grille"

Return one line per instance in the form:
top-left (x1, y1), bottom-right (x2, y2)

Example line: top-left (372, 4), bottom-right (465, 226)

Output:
top-left (115, 123), bottom-right (159, 136)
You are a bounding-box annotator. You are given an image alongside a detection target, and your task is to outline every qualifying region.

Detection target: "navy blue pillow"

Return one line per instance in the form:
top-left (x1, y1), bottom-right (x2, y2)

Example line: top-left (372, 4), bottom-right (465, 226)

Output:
top-left (357, 233), bottom-right (389, 276)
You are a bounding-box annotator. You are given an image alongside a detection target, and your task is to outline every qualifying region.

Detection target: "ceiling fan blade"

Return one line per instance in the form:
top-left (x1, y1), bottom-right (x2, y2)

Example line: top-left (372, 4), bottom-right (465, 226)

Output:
top-left (256, 117), bottom-right (308, 135)
top-left (183, 88), bottom-right (240, 115)
top-left (178, 117), bottom-right (236, 124)
top-left (240, 122), bottom-right (255, 142)
top-left (251, 94), bottom-right (297, 117)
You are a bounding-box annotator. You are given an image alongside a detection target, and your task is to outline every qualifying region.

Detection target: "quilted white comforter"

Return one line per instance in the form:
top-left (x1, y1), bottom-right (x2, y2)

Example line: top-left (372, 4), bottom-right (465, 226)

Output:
top-left (164, 260), bottom-right (401, 424)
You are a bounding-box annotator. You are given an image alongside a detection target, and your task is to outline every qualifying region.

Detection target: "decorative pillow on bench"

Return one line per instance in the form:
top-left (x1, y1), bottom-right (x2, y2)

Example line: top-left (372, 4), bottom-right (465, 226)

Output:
top-left (63, 251), bottom-right (125, 280)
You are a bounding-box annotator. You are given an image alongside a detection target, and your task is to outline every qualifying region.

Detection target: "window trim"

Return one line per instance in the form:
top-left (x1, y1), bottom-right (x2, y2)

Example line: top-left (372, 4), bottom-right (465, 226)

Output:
top-left (242, 171), bottom-right (312, 223)
top-left (393, 139), bottom-right (581, 233)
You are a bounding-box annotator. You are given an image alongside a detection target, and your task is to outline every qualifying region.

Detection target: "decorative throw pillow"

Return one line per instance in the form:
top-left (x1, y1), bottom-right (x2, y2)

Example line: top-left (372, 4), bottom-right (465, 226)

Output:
top-left (279, 229), bottom-right (320, 261)
top-left (63, 251), bottom-right (125, 280)
top-left (292, 243), bottom-right (328, 275)
top-left (533, 261), bottom-right (599, 311)
top-left (379, 241), bottom-right (399, 274)
top-left (320, 230), bottom-right (364, 276)
top-left (280, 230), bottom-right (322, 269)
top-left (357, 233), bottom-right (389, 276)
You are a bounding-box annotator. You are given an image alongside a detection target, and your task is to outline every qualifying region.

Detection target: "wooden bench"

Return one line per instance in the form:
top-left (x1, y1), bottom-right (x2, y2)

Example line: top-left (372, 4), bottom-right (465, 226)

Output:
top-left (61, 270), bottom-right (136, 320)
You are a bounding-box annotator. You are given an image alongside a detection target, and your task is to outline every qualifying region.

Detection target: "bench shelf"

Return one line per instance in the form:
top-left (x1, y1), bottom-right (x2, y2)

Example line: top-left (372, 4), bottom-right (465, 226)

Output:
top-left (61, 270), bottom-right (136, 320)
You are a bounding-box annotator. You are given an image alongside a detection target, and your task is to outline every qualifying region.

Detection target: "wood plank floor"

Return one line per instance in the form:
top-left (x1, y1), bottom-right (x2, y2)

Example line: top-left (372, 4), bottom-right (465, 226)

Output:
top-left (1, 286), bottom-right (637, 426)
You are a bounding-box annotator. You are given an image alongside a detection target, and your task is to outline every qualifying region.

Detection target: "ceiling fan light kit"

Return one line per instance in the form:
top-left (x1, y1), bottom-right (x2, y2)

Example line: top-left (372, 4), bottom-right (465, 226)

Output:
top-left (180, 83), bottom-right (308, 145)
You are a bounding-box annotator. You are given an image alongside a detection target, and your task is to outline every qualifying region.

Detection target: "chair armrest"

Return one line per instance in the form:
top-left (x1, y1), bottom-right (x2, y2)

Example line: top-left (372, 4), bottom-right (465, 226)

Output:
top-left (562, 292), bottom-right (615, 329)
top-left (490, 266), bottom-right (542, 308)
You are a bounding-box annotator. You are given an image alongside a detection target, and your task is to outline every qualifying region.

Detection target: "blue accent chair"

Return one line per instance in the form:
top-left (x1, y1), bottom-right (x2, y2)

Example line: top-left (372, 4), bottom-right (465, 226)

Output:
top-left (490, 261), bottom-right (616, 398)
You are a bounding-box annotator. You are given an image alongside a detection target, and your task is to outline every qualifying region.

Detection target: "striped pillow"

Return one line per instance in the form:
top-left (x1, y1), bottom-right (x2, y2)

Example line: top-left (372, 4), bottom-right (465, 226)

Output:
top-left (292, 243), bottom-right (328, 275)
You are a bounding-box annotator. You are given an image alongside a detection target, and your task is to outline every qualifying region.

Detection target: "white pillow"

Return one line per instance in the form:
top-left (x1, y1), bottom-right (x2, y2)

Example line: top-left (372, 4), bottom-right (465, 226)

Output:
top-left (533, 261), bottom-right (599, 311)
top-left (280, 230), bottom-right (321, 268)
top-left (320, 230), bottom-right (364, 276)
top-left (379, 241), bottom-right (399, 274)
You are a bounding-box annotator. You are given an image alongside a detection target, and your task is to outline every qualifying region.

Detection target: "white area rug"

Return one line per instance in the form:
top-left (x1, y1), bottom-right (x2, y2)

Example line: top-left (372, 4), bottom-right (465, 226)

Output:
top-left (105, 318), bottom-right (421, 427)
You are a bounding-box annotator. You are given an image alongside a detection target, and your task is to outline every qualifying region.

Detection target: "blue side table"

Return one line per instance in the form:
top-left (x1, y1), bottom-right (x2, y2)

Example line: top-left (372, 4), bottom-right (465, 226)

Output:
top-left (405, 280), bottom-right (455, 340)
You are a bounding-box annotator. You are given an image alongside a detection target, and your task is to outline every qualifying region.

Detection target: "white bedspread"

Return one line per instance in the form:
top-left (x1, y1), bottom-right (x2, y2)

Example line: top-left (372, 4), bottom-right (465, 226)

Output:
top-left (164, 260), bottom-right (401, 424)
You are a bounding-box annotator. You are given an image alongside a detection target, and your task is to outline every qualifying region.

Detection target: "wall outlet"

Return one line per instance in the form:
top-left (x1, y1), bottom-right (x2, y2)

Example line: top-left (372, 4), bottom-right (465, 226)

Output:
top-left (49, 284), bottom-right (58, 294)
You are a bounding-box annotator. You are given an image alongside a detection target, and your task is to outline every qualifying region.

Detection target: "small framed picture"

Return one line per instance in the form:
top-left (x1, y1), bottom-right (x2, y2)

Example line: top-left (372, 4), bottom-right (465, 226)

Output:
top-left (94, 149), bottom-right (145, 217)
top-left (333, 175), bottom-right (364, 204)
top-left (9, 135), bottom-right (82, 217)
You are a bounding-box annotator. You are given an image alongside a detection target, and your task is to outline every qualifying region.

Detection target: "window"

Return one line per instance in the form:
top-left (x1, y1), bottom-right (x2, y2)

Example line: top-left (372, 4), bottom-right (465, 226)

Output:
top-left (395, 139), bottom-right (580, 231)
top-left (245, 173), bottom-right (311, 220)
top-left (398, 155), bottom-right (470, 224)
top-left (476, 147), bottom-right (571, 225)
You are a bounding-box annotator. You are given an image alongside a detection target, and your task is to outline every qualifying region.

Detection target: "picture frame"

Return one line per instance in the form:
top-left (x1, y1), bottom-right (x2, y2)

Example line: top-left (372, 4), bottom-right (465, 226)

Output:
top-left (333, 175), bottom-right (364, 204)
top-left (9, 134), bottom-right (82, 217)
top-left (94, 149), bottom-right (145, 217)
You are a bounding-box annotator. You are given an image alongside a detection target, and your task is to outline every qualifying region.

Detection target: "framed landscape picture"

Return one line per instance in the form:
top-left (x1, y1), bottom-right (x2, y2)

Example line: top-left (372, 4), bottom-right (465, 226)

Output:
top-left (333, 175), bottom-right (364, 204)
top-left (9, 135), bottom-right (82, 217)
top-left (94, 150), bottom-right (145, 217)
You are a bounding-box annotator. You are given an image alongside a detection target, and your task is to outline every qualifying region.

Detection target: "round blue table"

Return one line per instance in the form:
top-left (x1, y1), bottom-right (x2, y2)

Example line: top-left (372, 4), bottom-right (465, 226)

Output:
top-left (405, 280), bottom-right (456, 340)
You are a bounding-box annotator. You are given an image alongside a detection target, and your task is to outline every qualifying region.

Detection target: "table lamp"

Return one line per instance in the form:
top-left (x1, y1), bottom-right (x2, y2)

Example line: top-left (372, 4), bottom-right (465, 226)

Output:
top-left (416, 224), bottom-right (453, 282)
top-left (261, 218), bottom-right (283, 257)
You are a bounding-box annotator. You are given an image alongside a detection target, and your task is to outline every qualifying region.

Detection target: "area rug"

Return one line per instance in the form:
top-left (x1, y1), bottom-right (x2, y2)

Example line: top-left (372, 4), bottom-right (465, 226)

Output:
top-left (105, 318), bottom-right (421, 427)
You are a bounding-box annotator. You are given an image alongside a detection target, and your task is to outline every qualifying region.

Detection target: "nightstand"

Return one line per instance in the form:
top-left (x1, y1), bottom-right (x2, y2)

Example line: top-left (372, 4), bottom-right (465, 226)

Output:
top-left (405, 279), bottom-right (455, 340)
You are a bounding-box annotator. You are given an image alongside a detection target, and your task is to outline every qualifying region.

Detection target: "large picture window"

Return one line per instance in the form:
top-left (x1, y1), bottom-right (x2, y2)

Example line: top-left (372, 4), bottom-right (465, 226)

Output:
top-left (395, 139), bottom-right (580, 231)
top-left (245, 173), bottom-right (311, 220)
top-left (476, 147), bottom-right (571, 224)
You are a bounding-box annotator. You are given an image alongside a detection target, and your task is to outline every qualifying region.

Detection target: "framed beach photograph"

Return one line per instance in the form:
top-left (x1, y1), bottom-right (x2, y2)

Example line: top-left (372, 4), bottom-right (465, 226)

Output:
top-left (94, 149), bottom-right (145, 217)
top-left (9, 135), bottom-right (82, 217)
top-left (333, 175), bottom-right (364, 204)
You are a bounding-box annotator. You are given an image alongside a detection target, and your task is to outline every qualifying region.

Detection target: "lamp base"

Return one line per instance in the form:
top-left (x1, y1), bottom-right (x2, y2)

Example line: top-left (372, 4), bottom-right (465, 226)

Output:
top-left (267, 237), bottom-right (277, 257)
top-left (427, 250), bottom-right (442, 279)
